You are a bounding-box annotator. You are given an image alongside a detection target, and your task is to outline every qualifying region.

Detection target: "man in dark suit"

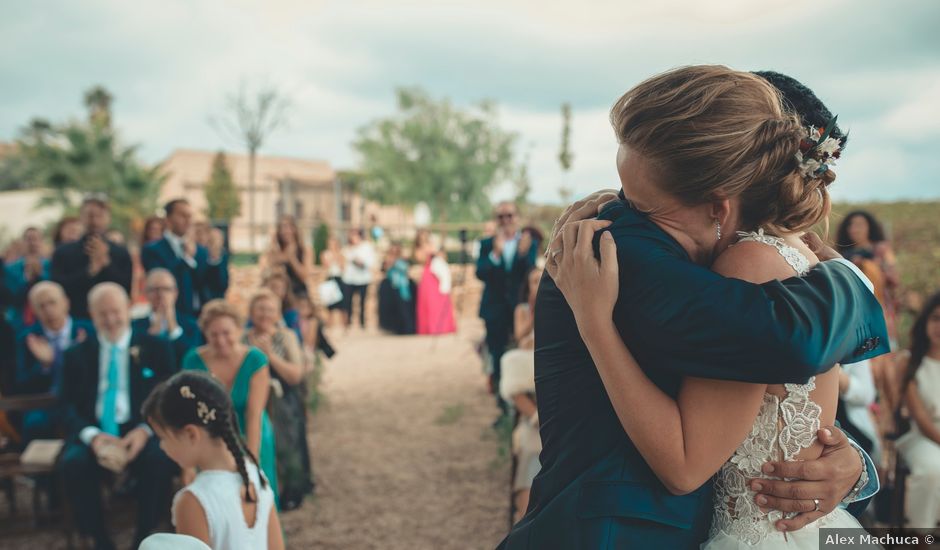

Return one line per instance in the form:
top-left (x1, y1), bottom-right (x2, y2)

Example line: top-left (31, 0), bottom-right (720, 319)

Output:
top-left (131, 268), bottom-right (202, 370)
top-left (51, 196), bottom-right (133, 320)
top-left (58, 283), bottom-right (176, 550)
top-left (476, 202), bottom-right (538, 410)
top-left (499, 196), bottom-right (889, 549)
top-left (15, 282), bottom-right (93, 441)
top-left (141, 199), bottom-right (228, 317)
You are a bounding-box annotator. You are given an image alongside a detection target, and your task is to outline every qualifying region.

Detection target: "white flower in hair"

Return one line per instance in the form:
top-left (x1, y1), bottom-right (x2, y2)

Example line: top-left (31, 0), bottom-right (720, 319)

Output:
top-left (815, 137), bottom-right (841, 158)
top-left (180, 386), bottom-right (195, 399)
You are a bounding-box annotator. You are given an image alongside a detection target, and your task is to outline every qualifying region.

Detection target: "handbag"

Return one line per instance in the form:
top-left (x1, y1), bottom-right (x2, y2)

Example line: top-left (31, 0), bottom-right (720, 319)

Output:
top-left (317, 279), bottom-right (343, 306)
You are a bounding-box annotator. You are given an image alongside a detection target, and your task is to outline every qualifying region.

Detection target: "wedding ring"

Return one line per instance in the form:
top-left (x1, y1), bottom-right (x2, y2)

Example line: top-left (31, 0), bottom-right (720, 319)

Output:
top-left (812, 498), bottom-right (821, 512)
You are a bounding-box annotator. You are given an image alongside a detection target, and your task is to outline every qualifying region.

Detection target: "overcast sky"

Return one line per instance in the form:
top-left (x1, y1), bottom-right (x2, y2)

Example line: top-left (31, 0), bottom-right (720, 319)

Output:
top-left (2, 0), bottom-right (938, 204)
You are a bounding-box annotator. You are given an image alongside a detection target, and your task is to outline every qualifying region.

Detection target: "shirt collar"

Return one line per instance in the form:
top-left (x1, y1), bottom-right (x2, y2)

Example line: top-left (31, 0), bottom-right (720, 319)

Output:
top-left (99, 328), bottom-right (132, 350)
top-left (43, 316), bottom-right (73, 340)
top-left (164, 229), bottom-right (184, 247)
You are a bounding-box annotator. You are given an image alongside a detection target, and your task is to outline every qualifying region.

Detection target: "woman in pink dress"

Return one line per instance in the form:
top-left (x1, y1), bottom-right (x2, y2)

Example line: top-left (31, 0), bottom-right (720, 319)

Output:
top-left (414, 230), bottom-right (456, 335)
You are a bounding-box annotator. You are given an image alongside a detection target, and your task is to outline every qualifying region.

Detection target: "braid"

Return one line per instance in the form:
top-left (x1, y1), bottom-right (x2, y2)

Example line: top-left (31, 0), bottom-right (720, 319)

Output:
top-left (219, 414), bottom-right (256, 503)
top-left (235, 414), bottom-right (269, 492)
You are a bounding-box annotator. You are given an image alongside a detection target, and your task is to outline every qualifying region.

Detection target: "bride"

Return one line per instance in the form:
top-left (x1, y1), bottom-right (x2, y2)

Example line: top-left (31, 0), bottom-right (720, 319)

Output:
top-left (546, 70), bottom-right (874, 549)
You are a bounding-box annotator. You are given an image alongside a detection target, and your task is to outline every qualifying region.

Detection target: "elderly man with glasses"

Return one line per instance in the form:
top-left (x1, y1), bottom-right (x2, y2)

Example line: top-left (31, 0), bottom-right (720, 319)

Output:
top-left (131, 268), bottom-right (201, 370)
top-left (476, 201), bottom-right (538, 415)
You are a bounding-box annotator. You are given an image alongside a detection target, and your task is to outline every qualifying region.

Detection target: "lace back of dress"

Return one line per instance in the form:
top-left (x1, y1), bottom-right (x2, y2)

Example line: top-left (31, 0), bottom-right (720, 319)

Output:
top-left (710, 230), bottom-right (822, 545)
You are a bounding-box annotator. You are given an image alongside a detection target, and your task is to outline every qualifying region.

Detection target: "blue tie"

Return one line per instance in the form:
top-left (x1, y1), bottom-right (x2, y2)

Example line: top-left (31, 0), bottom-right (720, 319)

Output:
top-left (100, 344), bottom-right (120, 436)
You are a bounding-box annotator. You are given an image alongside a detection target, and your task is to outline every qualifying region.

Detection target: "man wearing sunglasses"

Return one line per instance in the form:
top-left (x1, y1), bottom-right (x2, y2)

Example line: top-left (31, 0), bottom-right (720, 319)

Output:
top-left (476, 202), bottom-right (538, 414)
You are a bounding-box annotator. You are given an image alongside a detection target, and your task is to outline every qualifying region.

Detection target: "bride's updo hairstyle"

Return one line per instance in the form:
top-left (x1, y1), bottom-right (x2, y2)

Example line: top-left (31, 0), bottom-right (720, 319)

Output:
top-left (610, 65), bottom-right (834, 235)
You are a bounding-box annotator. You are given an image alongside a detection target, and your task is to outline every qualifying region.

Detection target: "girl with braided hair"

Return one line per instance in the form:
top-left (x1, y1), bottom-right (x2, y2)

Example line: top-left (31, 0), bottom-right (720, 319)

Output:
top-left (143, 371), bottom-right (284, 550)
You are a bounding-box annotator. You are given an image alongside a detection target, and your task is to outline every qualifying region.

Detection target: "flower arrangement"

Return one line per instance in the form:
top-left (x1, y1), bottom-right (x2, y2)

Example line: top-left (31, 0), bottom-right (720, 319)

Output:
top-left (795, 115), bottom-right (841, 180)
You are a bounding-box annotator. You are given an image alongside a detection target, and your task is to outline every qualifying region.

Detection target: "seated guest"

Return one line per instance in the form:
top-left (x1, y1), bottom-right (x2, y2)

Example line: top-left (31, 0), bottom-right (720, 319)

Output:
top-left (498, 267), bottom-right (542, 523)
top-left (897, 292), bottom-right (940, 532)
top-left (16, 282), bottom-right (93, 440)
top-left (132, 268), bottom-right (202, 370)
top-left (58, 282), bottom-right (176, 549)
top-left (142, 199), bottom-right (227, 317)
top-left (262, 271), bottom-right (301, 338)
top-left (182, 300), bottom-right (279, 507)
top-left (377, 243), bottom-right (416, 335)
top-left (51, 196), bottom-right (133, 320)
top-left (245, 290), bottom-right (312, 509)
top-left (835, 360), bottom-right (881, 462)
top-left (5, 226), bottom-right (51, 331)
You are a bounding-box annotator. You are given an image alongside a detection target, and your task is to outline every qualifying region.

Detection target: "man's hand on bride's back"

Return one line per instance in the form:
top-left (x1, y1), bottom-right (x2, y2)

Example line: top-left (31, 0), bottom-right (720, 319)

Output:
top-left (747, 426), bottom-right (863, 533)
top-left (801, 232), bottom-right (842, 262)
top-left (545, 219), bottom-right (617, 325)
top-left (547, 189), bottom-right (620, 259)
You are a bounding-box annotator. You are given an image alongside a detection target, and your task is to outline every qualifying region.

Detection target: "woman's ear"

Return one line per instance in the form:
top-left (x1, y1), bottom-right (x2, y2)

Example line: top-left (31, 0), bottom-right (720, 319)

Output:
top-left (710, 197), bottom-right (734, 228)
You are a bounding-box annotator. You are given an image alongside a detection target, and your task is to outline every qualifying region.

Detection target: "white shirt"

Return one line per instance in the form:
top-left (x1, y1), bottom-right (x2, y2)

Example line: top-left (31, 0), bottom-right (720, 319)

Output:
top-left (149, 313), bottom-right (184, 341)
top-left (79, 329), bottom-right (133, 445)
top-left (342, 242), bottom-right (377, 286)
top-left (488, 232), bottom-right (520, 270)
top-left (42, 316), bottom-right (73, 347)
top-left (164, 230), bottom-right (197, 269)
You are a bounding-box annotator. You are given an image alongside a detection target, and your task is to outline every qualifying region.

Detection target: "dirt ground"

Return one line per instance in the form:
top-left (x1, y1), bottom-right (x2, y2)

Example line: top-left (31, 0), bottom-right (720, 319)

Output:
top-left (0, 317), bottom-right (511, 549)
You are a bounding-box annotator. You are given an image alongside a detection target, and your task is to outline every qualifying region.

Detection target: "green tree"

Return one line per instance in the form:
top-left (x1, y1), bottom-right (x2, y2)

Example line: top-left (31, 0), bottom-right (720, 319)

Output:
top-left (313, 222), bottom-right (329, 266)
top-left (558, 102), bottom-right (574, 203)
top-left (204, 151), bottom-right (241, 222)
top-left (1, 88), bottom-right (163, 233)
top-left (513, 153), bottom-right (532, 207)
top-left (353, 87), bottom-right (517, 222)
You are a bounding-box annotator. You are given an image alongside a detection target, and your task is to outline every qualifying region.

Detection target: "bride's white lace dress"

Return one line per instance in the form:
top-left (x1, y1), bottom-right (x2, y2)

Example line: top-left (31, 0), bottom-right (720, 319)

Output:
top-left (701, 231), bottom-right (870, 549)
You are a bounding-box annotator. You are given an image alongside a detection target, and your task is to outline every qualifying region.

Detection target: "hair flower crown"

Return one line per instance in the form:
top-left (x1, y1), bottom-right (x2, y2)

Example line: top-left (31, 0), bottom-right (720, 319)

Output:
top-left (795, 115), bottom-right (841, 180)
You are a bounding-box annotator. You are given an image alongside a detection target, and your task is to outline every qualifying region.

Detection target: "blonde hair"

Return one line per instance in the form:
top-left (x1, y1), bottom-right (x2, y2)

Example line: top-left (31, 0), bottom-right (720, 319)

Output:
top-left (248, 288), bottom-right (282, 318)
top-left (198, 299), bottom-right (243, 334)
top-left (610, 65), bottom-right (832, 234)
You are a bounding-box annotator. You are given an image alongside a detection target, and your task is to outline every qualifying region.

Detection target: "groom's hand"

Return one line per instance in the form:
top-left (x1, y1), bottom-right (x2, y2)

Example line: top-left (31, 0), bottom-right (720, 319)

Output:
top-left (748, 426), bottom-right (862, 532)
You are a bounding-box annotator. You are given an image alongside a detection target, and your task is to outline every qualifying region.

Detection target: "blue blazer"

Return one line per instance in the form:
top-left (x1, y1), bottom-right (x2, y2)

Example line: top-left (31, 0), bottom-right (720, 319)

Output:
top-left (131, 315), bottom-right (202, 371)
top-left (499, 200), bottom-right (889, 549)
top-left (475, 236), bottom-right (538, 323)
top-left (141, 237), bottom-right (228, 316)
top-left (15, 318), bottom-right (95, 395)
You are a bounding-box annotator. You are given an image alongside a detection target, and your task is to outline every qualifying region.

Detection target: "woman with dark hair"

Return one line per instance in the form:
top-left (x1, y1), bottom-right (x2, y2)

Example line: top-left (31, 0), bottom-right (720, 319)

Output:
top-left (895, 292), bottom-right (940, 532)
top-left (141, 216), bottom-right (166, 246)
top-left (263, 215), bottom-right (312, 299)
top-left (836, 211), bottom-right (900, 329)
top-left (377, 242), bottom-right (416, 335)
top-left (52, 216), bottom-right (83, 248)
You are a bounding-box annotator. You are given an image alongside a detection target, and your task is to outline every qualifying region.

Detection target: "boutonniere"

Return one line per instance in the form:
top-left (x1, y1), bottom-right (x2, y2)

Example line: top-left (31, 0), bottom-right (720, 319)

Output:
top-left (129, 346), bottom-right (141, 363)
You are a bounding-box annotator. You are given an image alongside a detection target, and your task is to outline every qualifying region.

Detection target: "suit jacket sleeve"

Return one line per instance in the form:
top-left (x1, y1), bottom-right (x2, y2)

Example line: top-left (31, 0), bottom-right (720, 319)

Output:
top-left (475, 239), bottom-right (502, 282)
top-left (59, 346), bottom-right (96, 441)
top-left (203, 250), bottom-right (229, 300)
top-left (619, 243), bottom-right (889, 385)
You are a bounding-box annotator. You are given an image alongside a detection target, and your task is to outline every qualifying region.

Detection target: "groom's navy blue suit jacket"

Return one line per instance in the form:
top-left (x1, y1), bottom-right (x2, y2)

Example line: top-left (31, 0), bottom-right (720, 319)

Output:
top-left (499, 200), bottom-right (889, 549)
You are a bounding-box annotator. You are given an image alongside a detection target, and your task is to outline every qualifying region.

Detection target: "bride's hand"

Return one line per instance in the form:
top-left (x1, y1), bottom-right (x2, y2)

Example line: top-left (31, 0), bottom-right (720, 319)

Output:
top-left (545, 219), bottom-right (618, 324)
top-left (546, 189), bottom-right (620, 260)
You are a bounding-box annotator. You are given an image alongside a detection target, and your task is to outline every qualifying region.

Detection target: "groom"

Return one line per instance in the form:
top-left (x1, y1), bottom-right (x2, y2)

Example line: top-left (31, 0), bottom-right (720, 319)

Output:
top-left (498, 195), bottom-right (888, 549)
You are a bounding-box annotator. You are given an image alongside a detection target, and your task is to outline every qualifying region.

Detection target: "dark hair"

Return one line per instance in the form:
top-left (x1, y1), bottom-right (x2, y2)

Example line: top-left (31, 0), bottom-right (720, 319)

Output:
top-left (142, 371), bottom-right (267, 502)
top-left (903, 292), bottom-right (940, 392)
top-left (164, 199), bottom-right (190, 218)
top-left (275, 215), bottom-right (304, 262)
top-left (518, 266), bottom-right (543, 305)
top-left (141, 216), bottom-right (165, 244)
top-left (835, 210), bottom-right (887, 255)
top-left (53, 216), bottom-right (81, 246)
top-left (81, 194), bottom-right (110, 211)
top-left (752, 71), bottom-right (848, 149)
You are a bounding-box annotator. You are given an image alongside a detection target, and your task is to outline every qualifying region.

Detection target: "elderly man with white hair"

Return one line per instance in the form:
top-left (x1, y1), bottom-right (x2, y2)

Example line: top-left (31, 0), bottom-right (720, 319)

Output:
top-left (15, 281), bottom-right (94, 440)
top-left (58, 282), bottom-right (176, 550)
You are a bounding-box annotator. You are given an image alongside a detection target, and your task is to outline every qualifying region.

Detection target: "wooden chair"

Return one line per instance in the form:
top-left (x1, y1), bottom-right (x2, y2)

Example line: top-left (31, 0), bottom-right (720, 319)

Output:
top-left (0, 394), bottom-right (64, 531)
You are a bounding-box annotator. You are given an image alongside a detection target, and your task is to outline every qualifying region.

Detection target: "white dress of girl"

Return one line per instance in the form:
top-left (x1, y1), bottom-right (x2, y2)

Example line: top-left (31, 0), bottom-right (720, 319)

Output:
top-left (701, 230), bottom-right (875, 549)
top-left (172, 460), bottom-right (275, 550)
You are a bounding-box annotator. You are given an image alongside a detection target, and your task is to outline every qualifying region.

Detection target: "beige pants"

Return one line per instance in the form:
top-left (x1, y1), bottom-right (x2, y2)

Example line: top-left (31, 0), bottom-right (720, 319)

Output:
top-left (897, 432), bottom-right (940, 531)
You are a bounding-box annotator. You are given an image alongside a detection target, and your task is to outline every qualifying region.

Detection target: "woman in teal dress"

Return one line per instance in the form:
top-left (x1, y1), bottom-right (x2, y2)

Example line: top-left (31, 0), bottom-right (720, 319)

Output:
top-left (184, 299), bottom-right (279, 506)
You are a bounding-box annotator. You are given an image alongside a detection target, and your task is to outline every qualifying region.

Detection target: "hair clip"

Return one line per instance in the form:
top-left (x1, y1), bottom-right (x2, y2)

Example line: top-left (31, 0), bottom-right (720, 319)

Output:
top-left (180, 386), bottom-right (195, 399)
top-left (196, 401), bottom-right (217, 425)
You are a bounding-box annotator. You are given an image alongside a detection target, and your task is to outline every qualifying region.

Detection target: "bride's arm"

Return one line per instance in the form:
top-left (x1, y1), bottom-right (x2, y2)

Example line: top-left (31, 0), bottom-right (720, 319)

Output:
top-left (549, 221), bottom-right (773, 495)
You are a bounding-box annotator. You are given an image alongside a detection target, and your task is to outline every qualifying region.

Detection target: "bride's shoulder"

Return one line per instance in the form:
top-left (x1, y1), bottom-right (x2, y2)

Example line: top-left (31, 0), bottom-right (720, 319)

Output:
top-left (712, 239), bottom-right (796, 284)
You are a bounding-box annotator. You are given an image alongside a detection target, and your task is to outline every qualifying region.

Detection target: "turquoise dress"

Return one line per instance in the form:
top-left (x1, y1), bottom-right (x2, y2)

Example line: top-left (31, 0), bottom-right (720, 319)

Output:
top-left (182, 347), bottom-right (279, 507)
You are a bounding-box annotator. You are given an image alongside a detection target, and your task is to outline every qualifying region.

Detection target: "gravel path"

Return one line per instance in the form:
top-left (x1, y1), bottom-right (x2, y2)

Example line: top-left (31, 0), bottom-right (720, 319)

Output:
top-left (279, 319), bottom-right (509, 549)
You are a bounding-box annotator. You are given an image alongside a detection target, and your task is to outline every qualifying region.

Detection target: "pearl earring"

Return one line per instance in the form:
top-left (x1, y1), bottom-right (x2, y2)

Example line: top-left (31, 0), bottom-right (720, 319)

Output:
top-left (715, 221), bottom-right (722, 241)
